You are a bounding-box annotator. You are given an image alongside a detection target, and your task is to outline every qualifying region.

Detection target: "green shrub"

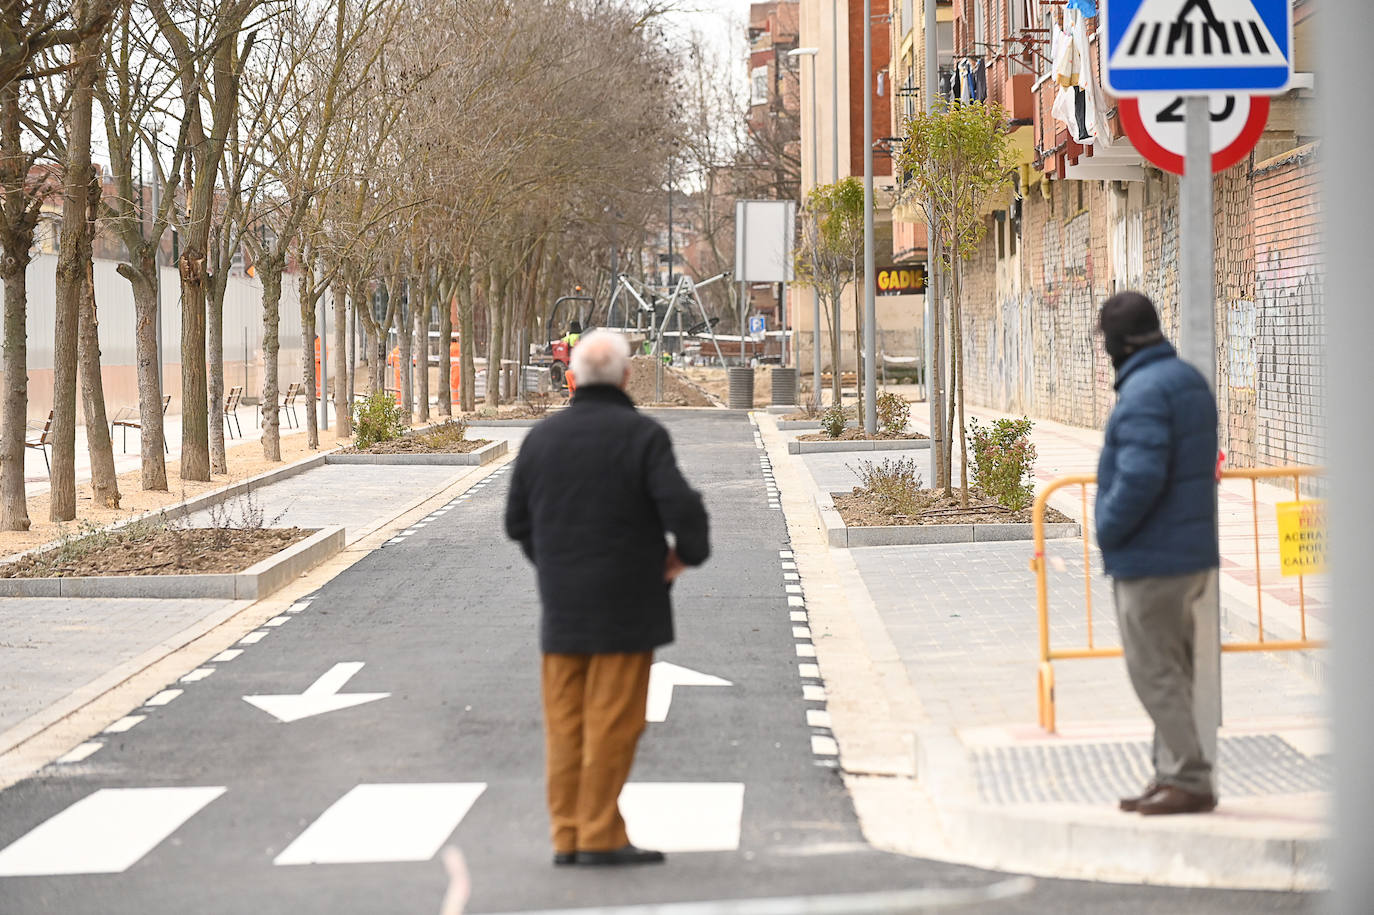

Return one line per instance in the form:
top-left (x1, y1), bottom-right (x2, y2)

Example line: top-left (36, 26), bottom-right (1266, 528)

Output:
top-left (967, 417), bottom-right (1037, 511)
top-left (852, 456), bottom-right (925, 515)
top-left (351, 391), bottom-right (407, 449)
top-left (876, 391), bottom-right (910, 435)
top-left (820, 404), bottom-right (847, 438)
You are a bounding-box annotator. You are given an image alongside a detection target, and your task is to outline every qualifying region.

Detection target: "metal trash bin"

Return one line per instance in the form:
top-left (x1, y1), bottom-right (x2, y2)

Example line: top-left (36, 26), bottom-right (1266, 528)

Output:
top-left (727, 366), bottom-right (754, 410)
top-left (770, 367), bottom-right (797, 406)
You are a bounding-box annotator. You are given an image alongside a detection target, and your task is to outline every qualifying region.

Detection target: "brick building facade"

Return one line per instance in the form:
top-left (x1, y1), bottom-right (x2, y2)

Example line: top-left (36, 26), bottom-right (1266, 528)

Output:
top-left (899, 0), bottom-right (1322, 471)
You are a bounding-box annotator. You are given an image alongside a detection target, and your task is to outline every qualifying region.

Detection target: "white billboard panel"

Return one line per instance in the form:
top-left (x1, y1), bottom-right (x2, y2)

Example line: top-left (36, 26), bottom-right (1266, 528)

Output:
top-left (734, 199), bottom-right (795, 283)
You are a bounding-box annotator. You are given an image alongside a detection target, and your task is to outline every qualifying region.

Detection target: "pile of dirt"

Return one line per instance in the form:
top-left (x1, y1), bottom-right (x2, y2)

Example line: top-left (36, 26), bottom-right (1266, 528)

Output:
top-left (798, 429), bottom-right (928, 442)
top-left (462, 403), bottom-right (562, 421)
top-left (625, 357), bottom-right (717, 407)
top-left (348, 423), bottom-right (490, 454)
top-left (0, 524), bottom-right (312, 578)
top-left (835, 485), bottom-right (1073, 527)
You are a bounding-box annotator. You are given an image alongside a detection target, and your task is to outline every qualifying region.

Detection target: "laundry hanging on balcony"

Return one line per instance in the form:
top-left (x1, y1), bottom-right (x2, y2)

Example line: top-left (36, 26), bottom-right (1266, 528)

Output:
top-left (1050, 7), bottom-right (1113, 147)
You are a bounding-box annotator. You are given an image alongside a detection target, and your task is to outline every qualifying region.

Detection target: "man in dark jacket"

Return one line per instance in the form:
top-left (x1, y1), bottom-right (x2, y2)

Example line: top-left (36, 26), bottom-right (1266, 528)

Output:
top-left (1096, 292), bottom-right (1220, 817)
top-left (505, 329), bottom-right (710, 866)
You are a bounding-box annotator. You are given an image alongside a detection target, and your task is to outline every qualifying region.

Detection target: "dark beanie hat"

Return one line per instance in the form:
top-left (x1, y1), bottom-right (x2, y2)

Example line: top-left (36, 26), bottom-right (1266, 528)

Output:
top-left (1099, 292), bottom-right (1164, 369)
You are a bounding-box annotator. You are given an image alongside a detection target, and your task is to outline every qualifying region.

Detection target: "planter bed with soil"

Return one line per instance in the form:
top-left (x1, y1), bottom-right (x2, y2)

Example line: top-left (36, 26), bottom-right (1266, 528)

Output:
top-left (0, 524), bottom-right (344, 598)
top-left (333, 424), bottom-right (507, 465)
top-left (788, 430), bottom-right (930, 454)
top-left (818, 487), bottom-right (1078, 548)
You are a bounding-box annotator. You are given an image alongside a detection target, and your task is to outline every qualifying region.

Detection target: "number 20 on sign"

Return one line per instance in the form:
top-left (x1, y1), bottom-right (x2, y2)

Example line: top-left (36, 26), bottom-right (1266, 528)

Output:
top-left (1276, 500), bottom-right (1325, 577)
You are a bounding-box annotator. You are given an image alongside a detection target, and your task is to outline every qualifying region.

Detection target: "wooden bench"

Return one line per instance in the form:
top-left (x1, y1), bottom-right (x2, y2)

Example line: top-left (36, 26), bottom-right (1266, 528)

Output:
top-left (111, 394), bottom-right (171, 454)
top-left (223, 385), bottom-right (244, 439)
top-left (261, 382), bottom-right (302, 429)
top-left (820, 371), bottom-right (859, 387)
top-left (24, 410), bottom-right (52, 473)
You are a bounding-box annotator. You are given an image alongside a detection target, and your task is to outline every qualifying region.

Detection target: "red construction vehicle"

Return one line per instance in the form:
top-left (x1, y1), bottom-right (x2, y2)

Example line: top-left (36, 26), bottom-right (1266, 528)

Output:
top-left (530, 292), bottom-right (595, 391)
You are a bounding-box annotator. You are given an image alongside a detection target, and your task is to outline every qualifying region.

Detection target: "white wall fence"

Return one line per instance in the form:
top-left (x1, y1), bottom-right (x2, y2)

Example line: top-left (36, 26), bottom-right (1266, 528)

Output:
top-left (8, 254), bottom-right (306, 422)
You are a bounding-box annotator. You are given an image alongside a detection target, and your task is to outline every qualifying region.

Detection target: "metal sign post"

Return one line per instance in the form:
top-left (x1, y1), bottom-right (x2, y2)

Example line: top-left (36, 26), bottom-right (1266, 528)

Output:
top-left (1180, 97), bottom-right (1220, 763)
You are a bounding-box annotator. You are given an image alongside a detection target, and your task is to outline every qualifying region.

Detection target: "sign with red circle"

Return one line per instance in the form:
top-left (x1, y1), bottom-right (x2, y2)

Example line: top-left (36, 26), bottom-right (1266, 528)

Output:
top-left (1119, 94), bottom-right (1270, 175)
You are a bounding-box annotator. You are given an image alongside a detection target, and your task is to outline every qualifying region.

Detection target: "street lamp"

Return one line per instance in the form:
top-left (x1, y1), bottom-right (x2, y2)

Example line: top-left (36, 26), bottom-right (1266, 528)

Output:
top-left (789, 47), bottom-right (822, 410)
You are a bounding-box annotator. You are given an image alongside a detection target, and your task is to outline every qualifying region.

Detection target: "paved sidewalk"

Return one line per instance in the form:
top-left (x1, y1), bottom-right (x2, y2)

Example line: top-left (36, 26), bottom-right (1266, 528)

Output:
top-left (760, 411), bottom-right (1327, 890)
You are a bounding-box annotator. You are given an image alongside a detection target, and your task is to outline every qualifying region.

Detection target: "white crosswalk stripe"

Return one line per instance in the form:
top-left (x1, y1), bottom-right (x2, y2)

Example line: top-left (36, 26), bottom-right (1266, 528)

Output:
top-left (0, 781), bottom-right (748, 876)
top-left (0, 787), bottom-right (225, 876)
top-left (619, 783), bottom-right (745, 853)
top-left (274, 783), bottom-right (487, 865)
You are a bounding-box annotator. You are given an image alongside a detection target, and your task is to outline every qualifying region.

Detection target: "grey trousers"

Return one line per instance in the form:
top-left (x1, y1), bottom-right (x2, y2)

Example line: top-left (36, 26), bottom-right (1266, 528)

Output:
top-left (1113, 569), bottom-right (1217, 797)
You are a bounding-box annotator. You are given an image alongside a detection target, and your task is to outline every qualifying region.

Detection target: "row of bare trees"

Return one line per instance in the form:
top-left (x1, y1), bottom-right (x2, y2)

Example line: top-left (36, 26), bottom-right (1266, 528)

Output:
top-left (0, 0), bottom-right (684, 531)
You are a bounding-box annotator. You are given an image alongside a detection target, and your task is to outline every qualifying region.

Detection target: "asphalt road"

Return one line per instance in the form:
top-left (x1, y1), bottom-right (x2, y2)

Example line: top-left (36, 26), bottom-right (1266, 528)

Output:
top-left (0, 410), bottom-right (1315, 913)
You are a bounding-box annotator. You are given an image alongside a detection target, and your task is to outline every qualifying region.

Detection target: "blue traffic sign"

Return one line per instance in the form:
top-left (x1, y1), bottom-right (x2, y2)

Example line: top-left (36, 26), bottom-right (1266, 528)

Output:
top-left (1103, 0), bottom-right (1292, 95)
top-left (748, 316), bottom-right (766, 336)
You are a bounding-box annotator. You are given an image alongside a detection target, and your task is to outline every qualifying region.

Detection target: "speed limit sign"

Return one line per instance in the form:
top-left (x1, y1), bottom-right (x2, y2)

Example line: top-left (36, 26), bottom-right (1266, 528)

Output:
top-left (1119, 94), bottom-right (1270, 175)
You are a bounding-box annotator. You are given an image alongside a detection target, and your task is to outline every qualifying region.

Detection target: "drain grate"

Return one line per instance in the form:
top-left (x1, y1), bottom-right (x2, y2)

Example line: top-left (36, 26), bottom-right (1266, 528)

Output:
top-left (972, 734), bottom-right (1330, 805)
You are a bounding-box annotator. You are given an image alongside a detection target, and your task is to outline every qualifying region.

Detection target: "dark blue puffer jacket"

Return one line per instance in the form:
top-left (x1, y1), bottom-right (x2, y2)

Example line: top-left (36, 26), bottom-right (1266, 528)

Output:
top-left (1095, 341), bottom-right (1219, 578)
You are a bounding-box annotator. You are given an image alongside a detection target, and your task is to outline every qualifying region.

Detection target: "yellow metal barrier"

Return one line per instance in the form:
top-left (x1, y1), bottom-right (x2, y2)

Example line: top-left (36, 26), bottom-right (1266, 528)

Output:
top-left (1029, 466), bottom-right (1326, 733)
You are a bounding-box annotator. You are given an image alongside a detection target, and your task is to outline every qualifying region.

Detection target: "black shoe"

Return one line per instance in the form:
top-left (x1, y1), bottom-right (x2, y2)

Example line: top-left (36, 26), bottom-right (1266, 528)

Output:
top-left (575, 844), bottom-right (666, 866)
top-left (553, 851), bottom-right (577, 866)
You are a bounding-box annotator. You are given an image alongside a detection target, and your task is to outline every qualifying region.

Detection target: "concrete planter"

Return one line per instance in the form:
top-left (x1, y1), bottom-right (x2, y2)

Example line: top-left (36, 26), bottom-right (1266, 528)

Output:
top-left (325, 439), bottom-right (507, 466)
top-left (0, 526), bottom-right (345, 599)
top-left (787, 437), bottom-right (931, 455)
top-left (817, 491), bottom-right (1079, 548)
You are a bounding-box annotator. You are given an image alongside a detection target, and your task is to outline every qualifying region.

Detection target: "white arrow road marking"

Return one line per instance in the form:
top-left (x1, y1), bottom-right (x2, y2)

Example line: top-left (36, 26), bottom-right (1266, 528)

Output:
top-left (243, 662), bottom-right (389, 723)
top-left (646, 662), bottom-right (731, 723)
top-left (619, 783), bottom-right (745, 853)
top-left (0, 786), bottom-right (225, 876)
top-left (274, 783), bottom-right (486, 865)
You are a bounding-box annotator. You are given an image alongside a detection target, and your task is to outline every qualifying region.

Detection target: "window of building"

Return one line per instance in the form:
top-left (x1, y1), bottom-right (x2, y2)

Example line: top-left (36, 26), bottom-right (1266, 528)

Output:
top-left (751, 66), bottom-right (769, 106)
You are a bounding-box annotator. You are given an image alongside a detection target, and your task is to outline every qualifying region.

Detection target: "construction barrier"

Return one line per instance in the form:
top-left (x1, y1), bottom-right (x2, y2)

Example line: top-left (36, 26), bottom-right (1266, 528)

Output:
top-left (1028, 466), bottom-right (1326, 733)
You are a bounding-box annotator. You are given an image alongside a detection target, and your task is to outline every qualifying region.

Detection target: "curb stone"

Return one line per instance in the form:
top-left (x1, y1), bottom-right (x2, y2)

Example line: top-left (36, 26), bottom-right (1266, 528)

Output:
top-left (0, 527), bottom-right (344, 600)
top-left (787, 438), bottom-right (930, 454)
top-left (816, 491), bottom-right (1080, 548)
top-left (325, 439), bottom-right (508, 466)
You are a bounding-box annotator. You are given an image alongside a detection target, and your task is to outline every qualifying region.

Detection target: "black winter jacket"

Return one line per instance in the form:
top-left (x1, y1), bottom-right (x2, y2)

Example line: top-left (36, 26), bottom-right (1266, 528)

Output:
top-left (504, 385), bottom-right (710, 654)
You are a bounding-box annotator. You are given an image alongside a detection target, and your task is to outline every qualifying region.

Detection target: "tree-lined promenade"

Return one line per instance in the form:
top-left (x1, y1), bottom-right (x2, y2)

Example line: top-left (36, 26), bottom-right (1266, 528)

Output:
top-left (0, 0), bottom-right (682, 531)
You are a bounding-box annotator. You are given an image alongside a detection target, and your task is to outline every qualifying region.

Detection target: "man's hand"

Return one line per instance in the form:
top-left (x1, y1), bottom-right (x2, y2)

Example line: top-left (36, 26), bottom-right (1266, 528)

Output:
top-left (664, 548), bottom-right (687, 583)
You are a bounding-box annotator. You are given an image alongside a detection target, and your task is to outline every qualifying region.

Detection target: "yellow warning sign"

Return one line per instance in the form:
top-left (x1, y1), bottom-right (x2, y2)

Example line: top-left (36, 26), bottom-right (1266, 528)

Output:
top-left (1276, 500), bottom-right (1325, 577)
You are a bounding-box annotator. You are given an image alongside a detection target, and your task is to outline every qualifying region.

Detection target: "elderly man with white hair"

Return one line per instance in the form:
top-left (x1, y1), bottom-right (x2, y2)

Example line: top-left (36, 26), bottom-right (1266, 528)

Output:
top-left (505, 329), bottom-right (711, 868)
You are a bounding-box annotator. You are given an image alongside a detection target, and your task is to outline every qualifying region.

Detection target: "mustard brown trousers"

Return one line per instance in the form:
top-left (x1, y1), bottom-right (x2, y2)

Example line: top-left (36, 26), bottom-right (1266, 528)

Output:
top-left (541, 651), bottom-right (653, 854)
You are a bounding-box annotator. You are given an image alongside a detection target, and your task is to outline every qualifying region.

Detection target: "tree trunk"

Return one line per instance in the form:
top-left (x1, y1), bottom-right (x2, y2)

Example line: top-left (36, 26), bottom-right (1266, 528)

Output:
top-left (397, 282), bottom-right (413, 417)
top-left (437, 278), bottom-right (453, 417)
top-left (333, 282), bottom-right (350, 437)
top-left (261, 262), bottom-right (282, 462)
top-left (178, 250), bottom-right (210, 480)
top-left (944, 252), bottom-right (957, 498)
top-left (485, 272), bottom-right (503, 407)
top-left (0, 84), bottom-right (33, 532)
top-left (300, 267), bottom-right (319, 449)
top-left (206, 237), bottom-right (227, 475)
top-left (51, 175), bottom-right (84, 520)
top-left (460, 273), bottom-right (476, 412)
top-left (953, 260), bottom-right (968, 506)
top-left (78, 237), bottom-right (119, 508)
top-left (828, 286), bottom-right (842, 406)
top-left (126, 256), bottom-right (167, 489)
top-left (928, 246), bottom-right (945, 491)
top-left (414, 284), bottom-right (429, 423)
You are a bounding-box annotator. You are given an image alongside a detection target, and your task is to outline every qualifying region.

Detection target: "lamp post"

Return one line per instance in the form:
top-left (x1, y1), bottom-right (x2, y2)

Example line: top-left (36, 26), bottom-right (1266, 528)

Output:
top-left (789, 47), bottom-right (821, 410)
top-left (861, 0), bottom-right (877, 433)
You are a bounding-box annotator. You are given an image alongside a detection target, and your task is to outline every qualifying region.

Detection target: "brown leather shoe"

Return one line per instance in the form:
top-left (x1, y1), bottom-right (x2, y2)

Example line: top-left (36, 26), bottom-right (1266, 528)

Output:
top-left (1136, 785), bottom-right (1218, 816)
top-left (1118, 781), bottom-right (1162, 812)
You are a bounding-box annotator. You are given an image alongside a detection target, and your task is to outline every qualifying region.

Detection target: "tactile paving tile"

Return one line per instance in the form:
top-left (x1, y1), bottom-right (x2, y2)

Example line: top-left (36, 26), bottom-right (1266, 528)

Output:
top-left (972, 734), bottom-right (1330, 805)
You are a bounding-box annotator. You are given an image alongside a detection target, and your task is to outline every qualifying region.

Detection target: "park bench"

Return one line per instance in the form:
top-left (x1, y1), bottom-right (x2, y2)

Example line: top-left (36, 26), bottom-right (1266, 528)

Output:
top-left (261, 382), bottom-right (302, 429)
top-left (110, 394), bottom-right (171, 454)
top-left (223, 385), bottom-right (244, 439)
top-left (24, 410), bottom-right (53, 473)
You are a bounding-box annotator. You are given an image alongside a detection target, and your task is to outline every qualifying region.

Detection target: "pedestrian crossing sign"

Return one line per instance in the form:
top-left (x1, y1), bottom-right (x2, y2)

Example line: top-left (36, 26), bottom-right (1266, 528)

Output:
top-left (1103, 0), bottom-right (1293, 95)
